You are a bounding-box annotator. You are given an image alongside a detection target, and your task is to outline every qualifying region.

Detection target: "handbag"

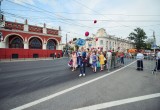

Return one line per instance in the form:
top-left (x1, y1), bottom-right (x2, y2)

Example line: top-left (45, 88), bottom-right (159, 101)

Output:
top-left (97, 61), bottom-right (100, 67)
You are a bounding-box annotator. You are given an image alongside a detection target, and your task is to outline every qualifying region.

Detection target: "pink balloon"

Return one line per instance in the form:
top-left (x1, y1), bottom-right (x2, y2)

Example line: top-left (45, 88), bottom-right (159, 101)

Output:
top-left (94, 20), bottom-right (97, 24)
top-left (85, 31), bottom-right (89, 36)
top-left (96, 38), bottom-right (98, 41)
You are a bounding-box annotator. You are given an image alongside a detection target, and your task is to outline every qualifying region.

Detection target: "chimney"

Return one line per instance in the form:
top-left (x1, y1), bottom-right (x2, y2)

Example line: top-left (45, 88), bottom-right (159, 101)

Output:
top-left (25, 19), bottom-right (28, 25)
top-left (44, 23), bottom-right (46, 28)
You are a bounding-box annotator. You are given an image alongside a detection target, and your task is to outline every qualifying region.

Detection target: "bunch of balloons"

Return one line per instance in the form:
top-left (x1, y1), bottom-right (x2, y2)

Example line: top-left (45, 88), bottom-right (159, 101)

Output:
top-left (84, 20), bottom-right (98, 41)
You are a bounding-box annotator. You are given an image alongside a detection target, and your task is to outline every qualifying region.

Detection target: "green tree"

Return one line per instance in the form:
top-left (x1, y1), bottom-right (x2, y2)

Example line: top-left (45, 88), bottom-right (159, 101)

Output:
top-left (128, 28), bottom-right (147, 50)
top-left (144, 38), bottom-right (154, 50)
top-left (73, 38), bottom-right (77, 41)
top-left (75, 45), bottom-right (79, 51)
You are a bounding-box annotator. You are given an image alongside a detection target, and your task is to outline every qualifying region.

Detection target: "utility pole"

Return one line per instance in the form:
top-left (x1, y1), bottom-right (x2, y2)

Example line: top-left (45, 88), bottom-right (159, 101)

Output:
top-left (153, 31), bottom-right (156, 54)
top-left (0, 0), bottom-right (3, 42)
top-left (65, 33), bottom-right (68, 55)
top-left (65, 32), bottom-right (70, 56)
top-left (66, 33), bottom-right (67, 46)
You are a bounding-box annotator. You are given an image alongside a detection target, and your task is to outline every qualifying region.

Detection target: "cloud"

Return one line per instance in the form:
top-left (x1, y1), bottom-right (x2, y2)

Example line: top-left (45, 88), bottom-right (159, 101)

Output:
top-left (4, 0), bottom-right (160, 45)
top-left (13, 0), bottom-right (34, 5)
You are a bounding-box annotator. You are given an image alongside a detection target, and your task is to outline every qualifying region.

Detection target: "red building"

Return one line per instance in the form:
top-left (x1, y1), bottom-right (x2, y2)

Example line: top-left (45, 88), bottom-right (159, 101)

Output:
top-left (0, 19), bottom-right (62, 59)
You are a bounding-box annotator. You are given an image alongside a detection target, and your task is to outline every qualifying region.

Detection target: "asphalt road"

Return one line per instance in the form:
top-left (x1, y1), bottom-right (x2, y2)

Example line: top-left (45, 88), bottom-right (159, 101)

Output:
top-left (0, 58), bottom-right (160, 110)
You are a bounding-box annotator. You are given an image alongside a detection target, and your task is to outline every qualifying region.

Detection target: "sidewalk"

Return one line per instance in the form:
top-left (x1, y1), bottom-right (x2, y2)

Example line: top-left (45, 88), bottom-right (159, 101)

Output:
top-left (0, 57), bottom-right (67, 62)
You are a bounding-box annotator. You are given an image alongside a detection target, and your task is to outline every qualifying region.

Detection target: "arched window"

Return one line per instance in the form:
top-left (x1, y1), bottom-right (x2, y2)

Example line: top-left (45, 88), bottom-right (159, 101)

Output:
top-left (47, 39), bottom-right (56, 50)
top-left (29, 38), bottom-right (42, 49)
top-left (10, 37), bottom-right (23, 48)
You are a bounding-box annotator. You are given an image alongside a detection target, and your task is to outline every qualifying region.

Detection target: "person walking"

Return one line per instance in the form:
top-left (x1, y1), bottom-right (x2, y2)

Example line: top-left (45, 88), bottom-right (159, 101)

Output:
top-left (111, 50), bottom-right (116, 69)
top-left (136, 50), bottom-right (144, 71)
top-left (78, 55), bottom-right (87, 77)
top-left (55, 53), bottom-right (57, 58)
top-left (89, 51), bottom-right (93, 67)
top-left (99, 52), bottom-right (105, 71)
top-left (152, 49), bottom-right (160, 73)
top-left (120, 52), bottom-right (124, 65)
top-left (79, 49), bottom-right (87, 77)
top-left (106, 50), bottom-right (112, 70)
top-left (71, 51), bottom-right (77, 71)
top-left (92, 52), bottom-right (98, 73)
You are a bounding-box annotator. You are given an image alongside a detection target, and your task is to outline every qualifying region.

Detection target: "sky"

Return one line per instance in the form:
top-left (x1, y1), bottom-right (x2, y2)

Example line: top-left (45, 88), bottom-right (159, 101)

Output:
top-left (1, 0), bottom-right (160, 45)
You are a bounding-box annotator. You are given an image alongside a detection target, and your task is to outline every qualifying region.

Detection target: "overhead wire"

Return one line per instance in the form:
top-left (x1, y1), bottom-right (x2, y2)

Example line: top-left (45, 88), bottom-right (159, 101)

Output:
top-left (73, 0), bottom-right (134, 29)
top-left (5, 0), bottom-right (95, 32)
top-left (4, 11), bottom-right (160, 23)
top-left (2, 9), bottom-right (160, 16)
top-left (3, 0), bottom-right (160, 40)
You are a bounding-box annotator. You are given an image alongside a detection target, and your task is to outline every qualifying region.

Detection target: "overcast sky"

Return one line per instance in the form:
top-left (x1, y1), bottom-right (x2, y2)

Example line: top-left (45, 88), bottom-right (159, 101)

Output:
top-left (2, 0), bottom-right (160, 45)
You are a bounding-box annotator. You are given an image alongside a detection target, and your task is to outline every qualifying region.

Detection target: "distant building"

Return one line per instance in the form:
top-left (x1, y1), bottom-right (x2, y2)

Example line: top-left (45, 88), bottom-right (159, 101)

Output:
top-left (85, 28), bottom-right (134, 52)
top-left (0, 17), bottom-right (62, 59)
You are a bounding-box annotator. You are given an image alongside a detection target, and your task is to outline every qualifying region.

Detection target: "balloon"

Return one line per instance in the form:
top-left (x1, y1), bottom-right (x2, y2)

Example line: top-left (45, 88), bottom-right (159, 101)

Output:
top-left (96, 38), bottom-right (98, 41)
top-left (94, 20), bottom-right (97, 24)
top-left (85, 31), bottom-right (89, 36)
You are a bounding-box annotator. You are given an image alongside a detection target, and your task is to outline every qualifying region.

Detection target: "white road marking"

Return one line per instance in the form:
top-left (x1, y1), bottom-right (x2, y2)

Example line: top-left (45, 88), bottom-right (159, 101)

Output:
top-left (73, 93), bottom-right (160, 110)
top-left (11, 61), bottom-right (136, 110)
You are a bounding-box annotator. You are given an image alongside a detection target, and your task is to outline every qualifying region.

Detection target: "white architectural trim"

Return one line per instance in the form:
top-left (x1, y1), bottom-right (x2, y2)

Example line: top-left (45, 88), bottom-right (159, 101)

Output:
top-left (4, 33), bottom-right (24, 43)
top-left (0, 28), bottom-right (61, 38)
top-left (28, 36), bottom-right (43, 43)
top-left (46, 38), bottom-right (59, 45)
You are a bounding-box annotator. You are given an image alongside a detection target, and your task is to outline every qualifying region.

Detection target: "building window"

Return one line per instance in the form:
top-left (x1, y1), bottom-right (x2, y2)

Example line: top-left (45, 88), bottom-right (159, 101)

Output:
top-left (100, 40), bottom-right (103, 45)
top-left (47, 39), bottom-right (56, 50)
top-left (29, 38), bottom-right (42, 49)
top-left (10, 37), bottom-right (23, 48)
top-left (106, 41), bottom-right (108, 46)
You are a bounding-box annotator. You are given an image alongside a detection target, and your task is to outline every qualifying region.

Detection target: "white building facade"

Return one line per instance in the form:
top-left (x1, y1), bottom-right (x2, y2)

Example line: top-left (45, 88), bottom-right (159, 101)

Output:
top-left (85, 28), bottom-right (134, 52)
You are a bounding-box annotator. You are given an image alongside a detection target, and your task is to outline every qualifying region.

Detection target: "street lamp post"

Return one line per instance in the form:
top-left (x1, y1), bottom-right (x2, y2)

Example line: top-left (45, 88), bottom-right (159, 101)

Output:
top-left (65, 32), bottom-right (70, 56)
top-left (150, 29), bottom-right (156, 54)
top-left (153, 31), bottom-right (156, 54)
top-left (0, 0), bottom-right (3, 42)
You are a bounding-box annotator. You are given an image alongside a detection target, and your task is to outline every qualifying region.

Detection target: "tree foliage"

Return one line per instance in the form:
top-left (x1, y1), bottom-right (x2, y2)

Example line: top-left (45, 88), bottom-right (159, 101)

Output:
top-left (144, 38), bottom-right (154, 50)
top-left (128, 28), bottom-right (147, 50)
top-left (73, 38), bottom-right (77, 41)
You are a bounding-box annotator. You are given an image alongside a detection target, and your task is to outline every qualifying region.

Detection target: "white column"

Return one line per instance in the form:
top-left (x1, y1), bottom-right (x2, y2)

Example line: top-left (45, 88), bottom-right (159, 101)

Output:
top-left (24, 42), bottom-right (28, 49)
top-left (43, 43), bottom-right (46, 50)
top-left (0, 41), bottom-right (5, 48)
top-left (24, 25), bottom-right (28, 31)
top-left (43, 28), bottom-right (47, 34)
top-left (24, 37), bottom-right (28, 49)
top-left (57, 44), bottom-right (62, 50)
top-left (43, 38), bottom-right (47, 50)
top-left (59, 44), bottom-right (62, 50)
top-left (43, 23), bottom-right (47, 34)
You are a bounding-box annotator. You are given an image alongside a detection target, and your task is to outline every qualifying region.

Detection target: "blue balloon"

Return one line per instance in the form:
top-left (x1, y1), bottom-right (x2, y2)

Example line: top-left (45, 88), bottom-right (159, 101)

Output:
top-left (76, 38), bottom-right (86, 46)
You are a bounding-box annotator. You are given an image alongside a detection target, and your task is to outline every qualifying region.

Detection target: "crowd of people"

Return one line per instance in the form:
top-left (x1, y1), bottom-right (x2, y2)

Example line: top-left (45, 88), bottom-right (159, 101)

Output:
top-left (67, 48), bottom-right (160, 76)
top-left (68, 49), bottom-right (126, 77)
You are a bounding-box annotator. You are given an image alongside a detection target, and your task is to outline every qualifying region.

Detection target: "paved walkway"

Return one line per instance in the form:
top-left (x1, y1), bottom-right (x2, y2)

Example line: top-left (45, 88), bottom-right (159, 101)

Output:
top-left (0, 57), bottom-right (66, 62)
